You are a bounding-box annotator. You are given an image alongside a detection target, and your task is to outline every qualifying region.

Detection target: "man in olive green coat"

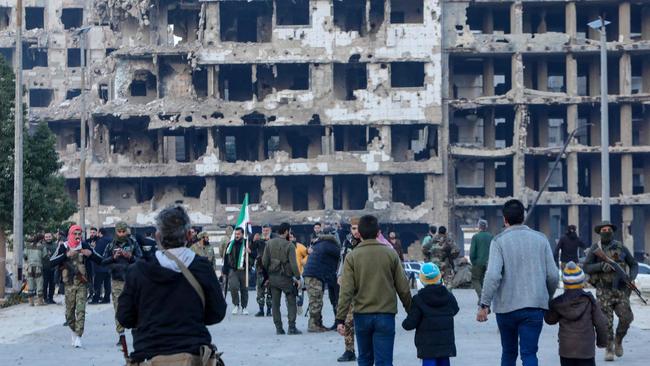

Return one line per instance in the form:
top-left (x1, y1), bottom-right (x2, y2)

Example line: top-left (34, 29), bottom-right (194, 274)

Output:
top-left (470, 219), bottom-right (493, 302)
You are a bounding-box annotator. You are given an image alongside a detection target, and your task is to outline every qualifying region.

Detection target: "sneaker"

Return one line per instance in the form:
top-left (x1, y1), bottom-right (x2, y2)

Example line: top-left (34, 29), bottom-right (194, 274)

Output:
top-left (337, 351), bottom-right (356, 362)
top-left (71, 331), bottom-right (76, 346)
top-left (288, 327), bottom-right (302, 335)
top-left (73, 336), bottom-right (82, 348)
top-left (241, 308), bottom-right (249, 315)
top-left (605, 344), bottom-right (615, 362)
top-left (231, 306), bottom-right (240, 315)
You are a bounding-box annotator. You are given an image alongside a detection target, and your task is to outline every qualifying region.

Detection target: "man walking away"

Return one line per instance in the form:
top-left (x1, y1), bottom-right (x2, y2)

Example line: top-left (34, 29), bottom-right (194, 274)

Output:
top-left (42, 232), bottom-right (58, 304)
top-left (477, 199), bottom-right (559, 366)
top-left (251, 224), bottom-right (273, 317)
top-left (91, 228), bottom-right (111, 304)
top-left (224, 227), bottom-right (251, 315)
top-left (263, 223), bottom-right (302, 335)
top-left (583, 221), bottom-right (638, 362)
top-left (336, 215), bottom-right (412, 366)
top-left (102, 222), bottom-right (142, 347)
top-left (303, 225), bottom-right (340, 332)
top-left (554, 225), bottom-right (589, 268)
top-left (117, 205), bottom-right (227, 365)
top-left (50, 225), bottom-right (103, 348)
top-left (469, 219), bottom-right (492, 303)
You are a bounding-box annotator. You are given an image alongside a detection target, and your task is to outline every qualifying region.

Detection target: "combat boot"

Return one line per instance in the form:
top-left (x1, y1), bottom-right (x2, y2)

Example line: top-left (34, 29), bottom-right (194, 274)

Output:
top-left (288, 327), bottom-right (302, 335)
top-left (337, 351), bottom-right (356, 362)
top-left (276, 328), bottom-right (286, 335)
top-left (29, 297), bottom-right (34, 306)
top-left (255, 306), bottom-right (265, 317)
top-left (36, 297), bottom-right (45, 306)
top-left (604, 343), bottom-right (615, 362)
top-left (266, 307), bottom-right (272, 317)
top-left (614, 336), bottom-right (624, 357)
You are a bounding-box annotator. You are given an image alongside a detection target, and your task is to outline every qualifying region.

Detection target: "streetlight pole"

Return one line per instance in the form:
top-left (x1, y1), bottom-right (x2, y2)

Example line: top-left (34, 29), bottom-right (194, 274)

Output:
top-left (77, 27), bottom-right (90, 236)
top-left (12, 0), bottom-right (24, 292)
top-left (589, 17), bottom-right (611, 222)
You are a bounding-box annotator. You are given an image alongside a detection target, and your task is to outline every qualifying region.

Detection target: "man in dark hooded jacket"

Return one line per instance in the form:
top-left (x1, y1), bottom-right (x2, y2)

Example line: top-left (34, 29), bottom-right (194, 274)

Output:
top-left (554, 225), bottom-right (589, 268)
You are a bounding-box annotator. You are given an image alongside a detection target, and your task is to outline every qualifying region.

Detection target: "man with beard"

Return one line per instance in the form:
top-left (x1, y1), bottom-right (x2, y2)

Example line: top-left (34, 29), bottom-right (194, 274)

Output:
top-left (42, 232), bottom-right (58, 304)
top-left (190, 232), bottom-right (216, 271)
top-left (554, 225), bottom-right (589, 269)
top-left (251, 224), bottom-right (273, 317)
top-left (336, 217), bottom-right (361, 362)
top-left (224, 227), bottom-right (251, 315)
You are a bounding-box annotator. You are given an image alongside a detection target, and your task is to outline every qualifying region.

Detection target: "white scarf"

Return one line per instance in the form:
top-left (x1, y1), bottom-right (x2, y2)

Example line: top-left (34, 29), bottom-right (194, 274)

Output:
top-left (155, 247), bottom-right (196, 273)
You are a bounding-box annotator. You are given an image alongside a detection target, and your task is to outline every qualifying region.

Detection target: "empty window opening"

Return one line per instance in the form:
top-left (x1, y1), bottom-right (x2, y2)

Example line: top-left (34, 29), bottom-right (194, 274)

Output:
top-left (465, 4), bottom-right (510, 34)
top-left (369, 0), bottom-right (385, 33)
top-left (221, 128), bottom-right (263, 162)
top-left (167, 6), bottom-right (200, 45)
top-left (632, 156), bottom-right (645, 194)
top-left (523, 5), bottom-right (565, 34)
top-left (334, 176), bottom-right (368, 210)
top-left (220, 1), bottom-right (272, 43)
top-left (390, 0), bottom-right (423, 24)
top-left (391, 125), bottom-right (438, 162)
top-left (391, 62), bottom-right (425, 88)
top-left (494, 107), bottom-right (515, 148)
top-left (631, 105), bottom-right (646, 146)
top-left (631, 57), bottom-right (643, 94)
top-left (0, 48), bottom-right (13, 65)
top-left (66, 89), bottom-right (81, 100)
top-left (451, 110), bottom-right (484, 147)
top-left (29, 89), bottom-right (53, 108)
top-left (219, 64), bottom-right (253, 101)
top-left (526, 157), bottom-right (565, 192)
top-left (25, 7), bottom-right (44, 30)
top-left (192, 67), bottom-right (208, 98)
top-left (277, 176), bottom-right (324, 211)
top-left (23, 43), bottom-right (48, 69)
top-left (276, 0), bottom-right (310, 26)
top-left (392, 175), bottom-right (425, 208)
top-left (276, 64), bottom-right (309, 91)
top-left (255, 65), bottom-right (275, 100)
top-left (67, 48), bottom-right (84, 67)
top-left (630, 4), bottom-right (643, 41)
top-left (576, 59), bottom-right (590, 96)
top-left (0, 7), bottom-right (10, 30)
top-left (333, 63), bottom-right (367, 100)
top-left (99, 84), bottom-right (109, 103)
top-left (287, 131), bottom-right (310, 159)
top-left (334, 125), bottom-right (367, 152)
top-left (61, 8), bottom-right (83, 30)
top-left (129, 70), bottom-right (157, 102)
top-left (334, 0), bottom-right (366, 35)
top-left (266, 135), bottom-right (281, 159)
top-left (219, 177), bottom-right (261, 204)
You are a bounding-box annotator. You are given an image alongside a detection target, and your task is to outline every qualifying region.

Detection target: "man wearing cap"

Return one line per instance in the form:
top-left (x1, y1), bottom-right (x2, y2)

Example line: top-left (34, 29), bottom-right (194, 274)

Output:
top-left (190, 232), bottom-right (216, 271)
top-left (102, 221), bottom-right (143, 347)
top-left (251, 224), bottom-right (273, 317)
top-left (583, 221), bottom-right (639, 362)
top-left (554, 225), bottom-right (589, 269)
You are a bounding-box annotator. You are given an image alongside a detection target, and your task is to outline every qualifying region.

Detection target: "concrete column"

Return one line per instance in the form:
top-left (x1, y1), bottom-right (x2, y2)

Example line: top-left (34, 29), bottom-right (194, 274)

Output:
top-left (622, 207), bottom-right (634, 253)
top-left (368, 175), bottom-right (391, 205)
top-left (565, 2), bottom-right (577, 40)
top-left (484, 161), bottom-right (496, 197)
top-left (483, 58), bottom-right (495, 97)
top-left (380, 126), bottom-right (392, 155)
top-left (204, 177), bottom-right (217, 213)
top-left (324, 176), bottom-right (334, 210)
top-left (424, 174), bottom-right (436, 205)
top-left (619, 2), bottom-right (631, 42)
top-left (90, 179), bottom-right (100, 207)
top-left (207, 66), bottom-right (215, 97)
top-left (587, 9), bottom-right (600, 40)
top-left (206, 127), bottom-right (215, 154)
top-left (484, 108), bottom-right (496, 148)
top-left (566, 54), bottom-right (578, 96)
top-left (619, 53), bottom-right (632, 95)
top-left (512, 105), bottom-right (527, 198)
top-left (511, 53), bottom-right (525, 98)
top-left (157, 130), bottom-right (164, 163)
top-left (510, 1), bottom-right (523, 35)
top-left (568, 205), bottom-right (580, 231)
top-left (260, 177), bottom-right (278, 207)
top-left (537, 10), bottom-right (547, 34)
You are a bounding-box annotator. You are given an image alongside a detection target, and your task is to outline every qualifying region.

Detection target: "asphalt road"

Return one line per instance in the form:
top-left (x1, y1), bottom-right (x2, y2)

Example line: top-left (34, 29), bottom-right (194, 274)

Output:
top-left (0, 289), bottom-right (648, 365)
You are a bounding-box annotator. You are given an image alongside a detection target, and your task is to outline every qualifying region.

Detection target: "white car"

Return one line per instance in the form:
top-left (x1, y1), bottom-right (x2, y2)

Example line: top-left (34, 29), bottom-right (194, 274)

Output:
top-left (403, 261), bottom-right (424, 289)
top-left (635, 263), bottom-right (650, 293)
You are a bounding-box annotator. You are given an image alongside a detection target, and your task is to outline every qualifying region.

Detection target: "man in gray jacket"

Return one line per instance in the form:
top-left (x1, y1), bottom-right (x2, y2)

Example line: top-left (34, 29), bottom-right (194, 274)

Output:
top-left (477, 199), bottom-right (559, 366)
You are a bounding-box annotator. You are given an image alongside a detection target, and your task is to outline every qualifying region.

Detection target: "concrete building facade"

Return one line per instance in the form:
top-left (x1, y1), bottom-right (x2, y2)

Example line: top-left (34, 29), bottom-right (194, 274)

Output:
top-left (1, 0), bottom-right (649, 255)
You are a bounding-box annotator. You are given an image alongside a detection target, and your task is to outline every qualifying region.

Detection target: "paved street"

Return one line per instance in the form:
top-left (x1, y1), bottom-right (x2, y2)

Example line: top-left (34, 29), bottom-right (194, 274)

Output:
top-left (0, 289), bottom-right (648, 365)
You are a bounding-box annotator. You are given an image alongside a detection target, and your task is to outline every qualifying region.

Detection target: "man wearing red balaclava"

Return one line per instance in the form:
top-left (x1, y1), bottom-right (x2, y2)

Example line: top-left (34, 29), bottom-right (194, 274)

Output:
top-left (50, 224), bottom-right (103, 348)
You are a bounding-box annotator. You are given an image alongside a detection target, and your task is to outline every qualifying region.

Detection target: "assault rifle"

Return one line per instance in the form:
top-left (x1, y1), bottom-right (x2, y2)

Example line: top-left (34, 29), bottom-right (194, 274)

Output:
top-left (119, 335), bottom-right (129, 361)
top-left (592, 248), bottom-right (647, 305)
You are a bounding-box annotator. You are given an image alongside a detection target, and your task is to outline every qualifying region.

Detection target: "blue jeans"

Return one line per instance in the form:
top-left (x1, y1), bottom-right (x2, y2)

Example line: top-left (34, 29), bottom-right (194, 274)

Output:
top-left (496, 308), bottom-right (544, 366)
top-left (423, 358), bottom-right (450, 366)
top-left (354, 313), bottom-right (396, 366)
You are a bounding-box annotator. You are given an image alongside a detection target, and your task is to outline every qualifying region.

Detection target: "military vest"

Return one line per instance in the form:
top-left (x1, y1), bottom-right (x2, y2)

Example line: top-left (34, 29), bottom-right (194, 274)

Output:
top-left (61, 247), bottom-right (88, 285)
top-left (24, 243), bottom-right (44, 267)
top-left (589, 240), bottom-right (629, 288)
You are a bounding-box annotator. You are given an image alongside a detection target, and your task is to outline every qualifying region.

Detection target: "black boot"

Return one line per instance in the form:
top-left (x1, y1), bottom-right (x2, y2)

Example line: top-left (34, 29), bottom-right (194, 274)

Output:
top-left (337, 351), bottom-right (356, 362)
top-left (266, 307), bottom-right (272, 317)
top-left (276, 328), bottom-right (286, 335)
top-left (288, 327), bottom-right (302, 335)
top-left (255, 306), bottom-right (265, 317)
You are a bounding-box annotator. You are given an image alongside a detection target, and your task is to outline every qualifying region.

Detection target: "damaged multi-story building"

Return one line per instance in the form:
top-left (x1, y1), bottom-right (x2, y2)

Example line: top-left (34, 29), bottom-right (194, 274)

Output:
top-left (2, 0), bottom-right (649, 256)
top-left (445, 0), bottom-right (650, 257)
top-left (3, 0), bottom-right (443, 244)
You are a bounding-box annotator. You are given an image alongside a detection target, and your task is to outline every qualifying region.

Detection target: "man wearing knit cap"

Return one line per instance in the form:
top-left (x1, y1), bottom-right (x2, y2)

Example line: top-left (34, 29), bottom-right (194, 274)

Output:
top-left (583, 221), bottom-right (638, 361)
top-left (102, 221), bottom-right (143, 348)
top-left (545, 262), bottom-right (608, 366)
top-left (190, 232), bottom-right (216, 270)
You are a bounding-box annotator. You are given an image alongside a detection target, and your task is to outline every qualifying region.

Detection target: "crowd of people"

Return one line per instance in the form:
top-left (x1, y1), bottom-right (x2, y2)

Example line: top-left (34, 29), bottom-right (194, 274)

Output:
top-left (16, 198), bottom-right (642, 366)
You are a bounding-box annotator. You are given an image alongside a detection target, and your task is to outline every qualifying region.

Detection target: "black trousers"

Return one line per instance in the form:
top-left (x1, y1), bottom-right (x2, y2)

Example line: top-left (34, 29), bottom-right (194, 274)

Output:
top-left (42, 268), bottom-right (55, 301)
top-left (560, 357), bottom-right (596, 366)
top-left (327, 281), bottom-right (339, 316)
top-left (93, 272), bottom-right (111, 302)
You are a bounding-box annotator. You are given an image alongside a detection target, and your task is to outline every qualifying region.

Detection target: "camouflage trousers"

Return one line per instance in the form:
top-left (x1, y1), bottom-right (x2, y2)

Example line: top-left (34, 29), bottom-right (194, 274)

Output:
top-left (344, 306), bottom-right (355, 352)
top-left (256, 272), bottom-right (272, 310)
top-left (26, 265), bottom-right (43, 297)
top-left (65, 283), bottom-right (87, 336)
top-left (596, 288), bottom-right (634, 344)
top-left (112, 280), bottom-right (125, 334)
top-left (305, 277), bottom-right (324, 329)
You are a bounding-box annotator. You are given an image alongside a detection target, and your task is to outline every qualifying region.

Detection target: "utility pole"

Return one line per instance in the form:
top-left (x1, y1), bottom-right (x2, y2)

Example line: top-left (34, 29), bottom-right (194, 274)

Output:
top-left (589, 17), bottom-right (611, 221)
top-left (78, 28), bottom-right (88, 236)
top-left (12, 0), bottom-right (24, 292)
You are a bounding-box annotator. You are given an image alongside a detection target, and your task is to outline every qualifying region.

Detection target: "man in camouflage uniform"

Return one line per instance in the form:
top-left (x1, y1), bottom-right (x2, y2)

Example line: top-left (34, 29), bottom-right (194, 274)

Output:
top-left (427, 226), bottom-right (460, 288)
top-left (50, 225), bottom-right (103, 348)
top-left (584, 221), bottom-right (638, 362)
top-left (336, 217), bottom-right (361, 362)
top-left (190, 232), bottom-right (216, 270)
top-left (102, 221), bottom-right (142, 347)
top-left (24, 235), bottom-right (46, 306)
top-left (251, 225), bottom-right (273, 317)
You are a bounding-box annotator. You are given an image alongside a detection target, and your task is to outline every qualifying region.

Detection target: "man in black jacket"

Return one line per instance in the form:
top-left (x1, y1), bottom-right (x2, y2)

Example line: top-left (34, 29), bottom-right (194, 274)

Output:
top-left (224, 227), bottom-right (251, 315)
top-left (90, 229), bottom-right (112, 304)
top-left (117, 205), bottom-right (227, 364)
top-left (303, 226), bottom-right (340, 332)
top-left (554, 225), bottom-right (589, 268)
top-left (102, 222), bottom-right (142, 346)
